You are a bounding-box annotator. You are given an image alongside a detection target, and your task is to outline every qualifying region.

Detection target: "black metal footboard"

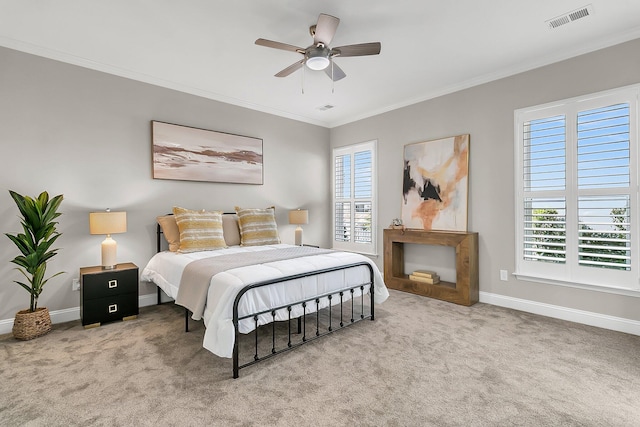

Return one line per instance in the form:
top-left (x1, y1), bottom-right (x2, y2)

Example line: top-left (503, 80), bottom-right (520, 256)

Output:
top-left (232, 261), bottom-right (375, 378)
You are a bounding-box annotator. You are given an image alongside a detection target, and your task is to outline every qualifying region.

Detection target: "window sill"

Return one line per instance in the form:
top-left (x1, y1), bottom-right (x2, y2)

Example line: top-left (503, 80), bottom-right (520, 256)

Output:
top-left (513, 272), bottom-right (640, 298)
top-left (331, 247), bottom-right (379, 259)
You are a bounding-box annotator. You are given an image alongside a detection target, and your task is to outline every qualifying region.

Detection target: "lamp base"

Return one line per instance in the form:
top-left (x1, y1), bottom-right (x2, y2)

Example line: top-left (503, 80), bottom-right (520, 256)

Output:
top-left (295, 226), bottom-right (303, 246)
top-left (101, 235), bottom-right (118, 270)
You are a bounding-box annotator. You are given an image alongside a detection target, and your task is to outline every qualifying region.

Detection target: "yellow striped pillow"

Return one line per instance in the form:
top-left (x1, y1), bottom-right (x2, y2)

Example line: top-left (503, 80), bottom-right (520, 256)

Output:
top-left (235, 206), bottom-right (280, 246)
top-left (172, 207), bottom-right (227, 253)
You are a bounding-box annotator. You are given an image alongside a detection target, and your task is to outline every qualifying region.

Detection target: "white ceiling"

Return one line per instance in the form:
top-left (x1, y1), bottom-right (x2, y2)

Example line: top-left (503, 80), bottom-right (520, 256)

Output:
top-left (1, 1), bottom-right (640, 128)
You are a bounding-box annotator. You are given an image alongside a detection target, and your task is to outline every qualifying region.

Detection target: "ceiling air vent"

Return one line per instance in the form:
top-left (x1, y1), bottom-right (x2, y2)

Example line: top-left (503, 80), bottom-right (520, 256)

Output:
top-left (546, 4), bottom-right (594, 29)
top-left (317, 104), bottom-right (334, 111)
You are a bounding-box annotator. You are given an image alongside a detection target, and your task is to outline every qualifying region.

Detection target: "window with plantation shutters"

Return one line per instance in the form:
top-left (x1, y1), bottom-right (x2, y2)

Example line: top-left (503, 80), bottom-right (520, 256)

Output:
top-left (515, 85), bottom-right (639, 294)
top-left (332, 141), bottom-right (377, 254)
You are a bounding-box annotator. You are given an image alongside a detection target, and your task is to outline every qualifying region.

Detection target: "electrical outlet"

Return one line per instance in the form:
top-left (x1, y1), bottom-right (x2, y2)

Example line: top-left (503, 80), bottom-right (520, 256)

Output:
top-left (499, 270), bottom-right (508, 281)
top-left (72, 278), bottom-right (80, 291)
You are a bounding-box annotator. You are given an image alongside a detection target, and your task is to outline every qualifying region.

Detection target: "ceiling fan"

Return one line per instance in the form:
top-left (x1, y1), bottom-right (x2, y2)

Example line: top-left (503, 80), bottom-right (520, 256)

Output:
top-left (255, 13), bottom-right (381, 82)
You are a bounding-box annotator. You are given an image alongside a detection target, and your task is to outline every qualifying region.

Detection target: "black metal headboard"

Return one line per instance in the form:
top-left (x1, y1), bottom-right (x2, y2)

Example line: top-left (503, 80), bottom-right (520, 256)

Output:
top-left (156, 213), bottom-right (172, 253)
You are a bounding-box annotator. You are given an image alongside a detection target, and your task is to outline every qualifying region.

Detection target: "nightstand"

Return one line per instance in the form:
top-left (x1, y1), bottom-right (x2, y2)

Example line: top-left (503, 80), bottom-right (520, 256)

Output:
top-left (80, 262), bottom-right (139, 328)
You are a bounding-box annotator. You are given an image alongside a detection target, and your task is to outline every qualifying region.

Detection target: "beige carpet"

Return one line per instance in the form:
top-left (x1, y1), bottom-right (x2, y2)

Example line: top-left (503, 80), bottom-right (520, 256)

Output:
top-left (1, 289), bottom-right (639, 426)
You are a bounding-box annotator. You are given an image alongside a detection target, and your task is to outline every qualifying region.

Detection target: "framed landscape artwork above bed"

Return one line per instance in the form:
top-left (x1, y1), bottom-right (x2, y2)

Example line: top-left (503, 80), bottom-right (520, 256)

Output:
top-left (152, 121), bottom-right (263, 184)
top-left (402, 134), bottom-right (469, 231)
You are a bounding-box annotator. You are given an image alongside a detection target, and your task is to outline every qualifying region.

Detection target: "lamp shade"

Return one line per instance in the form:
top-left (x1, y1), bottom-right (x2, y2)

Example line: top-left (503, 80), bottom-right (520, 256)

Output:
top-left (89, 211), bottom-right (127, 235)
top-left (90, 211), bottom-right (127, 270)
top-left (289, 209), bottom-right (309, 225)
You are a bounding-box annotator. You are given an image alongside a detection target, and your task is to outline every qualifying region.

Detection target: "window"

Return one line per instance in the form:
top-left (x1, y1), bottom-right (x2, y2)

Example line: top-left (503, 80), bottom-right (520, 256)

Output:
top-left (515, 85), bottom-right (639, 293)
top-left (332, 141), bottom-right (377, 254)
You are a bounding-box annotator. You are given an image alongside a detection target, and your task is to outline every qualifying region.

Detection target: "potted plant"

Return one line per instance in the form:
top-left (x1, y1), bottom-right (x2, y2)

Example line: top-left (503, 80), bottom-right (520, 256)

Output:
top-left (5, 190), bottom-right (64, 340)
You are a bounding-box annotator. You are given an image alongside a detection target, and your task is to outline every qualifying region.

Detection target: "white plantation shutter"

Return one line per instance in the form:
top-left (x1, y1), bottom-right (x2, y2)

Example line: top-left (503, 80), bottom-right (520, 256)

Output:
top-left (335, 154), bottom-right (351, 198)
top-left (332, 141), bottom-right (377, 254)
top-left (577, 196), bottom-right (630, 270)
top-left (354, 202), bottom-right (372, 243)
top-left (576, 103), bottom-right (631, 272)
top-left (515, 85), bottom-right (638, 292)
top-left (523, 197), bottom-right (566, 263)
top-left (334, 202), bottom-right (350, 242)
top-left (354, 151), bottom-right (372, 197)
top-left (577, 104), bottom-right (630, 189)
top-left (523, 115), bottom-right (566, 192)
top-left (354, 150), bottom-right (372, 244)
top-left (334, 154), bottom-right (351, 242)
top-left (522, 114), bottom-right (567, 265)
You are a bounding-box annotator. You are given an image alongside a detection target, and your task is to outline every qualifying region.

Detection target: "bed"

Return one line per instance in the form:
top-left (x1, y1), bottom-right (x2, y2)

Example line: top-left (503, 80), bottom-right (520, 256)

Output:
top-left (141, 208), bottom-right (389, 378)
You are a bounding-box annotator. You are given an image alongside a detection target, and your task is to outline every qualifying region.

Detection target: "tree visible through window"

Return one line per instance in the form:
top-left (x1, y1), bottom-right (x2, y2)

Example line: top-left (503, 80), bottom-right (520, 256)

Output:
top-left (528, 207), bottom-right (566, 263)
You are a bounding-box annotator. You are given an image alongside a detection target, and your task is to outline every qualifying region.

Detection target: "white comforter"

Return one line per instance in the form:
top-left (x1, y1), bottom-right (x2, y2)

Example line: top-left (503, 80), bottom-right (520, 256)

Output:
top-left (141, 244), bottom-right (389, 358)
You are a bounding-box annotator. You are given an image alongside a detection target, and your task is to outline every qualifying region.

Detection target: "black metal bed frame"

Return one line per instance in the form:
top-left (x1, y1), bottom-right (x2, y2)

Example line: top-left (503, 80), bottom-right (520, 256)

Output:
top-left (231, 262), bottom-right (374, 378)
top-left (155, 218), bottom-right (376, 378)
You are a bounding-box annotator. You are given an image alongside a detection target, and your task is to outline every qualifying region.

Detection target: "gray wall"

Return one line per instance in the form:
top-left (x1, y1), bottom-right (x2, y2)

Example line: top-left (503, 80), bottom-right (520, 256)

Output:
top-left (0, 46), bottom-right (330, 321)
top-left (3, 37), bottom-right (640, 328)
top-left (331, 38), bottom-right (640, 322)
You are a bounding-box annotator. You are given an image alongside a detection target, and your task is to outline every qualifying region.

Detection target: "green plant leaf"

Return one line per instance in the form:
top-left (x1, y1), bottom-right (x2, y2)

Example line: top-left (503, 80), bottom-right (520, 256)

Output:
top-left (13, 279), bottom-right (32, 294)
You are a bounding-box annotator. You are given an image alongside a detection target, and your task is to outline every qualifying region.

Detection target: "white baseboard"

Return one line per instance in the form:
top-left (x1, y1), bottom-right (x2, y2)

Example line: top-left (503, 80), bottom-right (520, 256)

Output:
top-left (0, 293), bottom-right (160, 335)
top-left (139, 293), bottom-right (159, 307)
top-left (479, 291), bottom-right (640, 336)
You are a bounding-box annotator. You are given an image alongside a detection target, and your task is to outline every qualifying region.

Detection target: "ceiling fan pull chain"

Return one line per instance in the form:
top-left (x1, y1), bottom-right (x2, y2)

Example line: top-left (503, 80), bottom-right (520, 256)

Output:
top-left (331, 60), bottom-right (335, 93)
top-left (301, 63), bottom-right (305, 94)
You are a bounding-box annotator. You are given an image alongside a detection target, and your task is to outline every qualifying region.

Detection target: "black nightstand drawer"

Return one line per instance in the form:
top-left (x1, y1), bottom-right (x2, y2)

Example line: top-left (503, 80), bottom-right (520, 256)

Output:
top-left (81, 294), bottom-right (139, 326)
top-left (82, 268), bottom-right (138, 300)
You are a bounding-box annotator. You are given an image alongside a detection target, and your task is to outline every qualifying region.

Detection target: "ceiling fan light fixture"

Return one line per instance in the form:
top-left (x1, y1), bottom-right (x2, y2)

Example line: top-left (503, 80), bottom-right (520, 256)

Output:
top-left (306, 47), bottom-right (330, 70)
top-left (306, 56), bottom-right (330, 70)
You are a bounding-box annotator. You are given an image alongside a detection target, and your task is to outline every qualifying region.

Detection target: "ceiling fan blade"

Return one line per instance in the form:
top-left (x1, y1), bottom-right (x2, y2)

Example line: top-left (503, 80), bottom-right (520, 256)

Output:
top-left (331, 42), bottom-right (381, 57)
top-left (275, 59), bottom-right (305, 77)
top-left (313, 13), bottom-right (340, 45)
top-left (255, 38), bottom-right (304, 53)
top-left (324, 61), bottom-right (346, 81)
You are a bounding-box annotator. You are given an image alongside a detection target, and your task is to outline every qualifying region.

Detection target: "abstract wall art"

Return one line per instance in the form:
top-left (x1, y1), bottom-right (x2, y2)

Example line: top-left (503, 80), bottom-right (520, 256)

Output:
top-left (402, 134), bottom-right (469, 231)
top-left (152, 121), bottom-right (263, 184)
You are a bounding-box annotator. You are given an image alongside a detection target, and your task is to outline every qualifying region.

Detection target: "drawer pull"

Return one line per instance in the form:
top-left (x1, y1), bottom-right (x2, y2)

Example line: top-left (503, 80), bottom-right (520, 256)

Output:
top-left (108, 304), bottom-right (118, 313)
top-left (108, 280), bottom-right (118, 289)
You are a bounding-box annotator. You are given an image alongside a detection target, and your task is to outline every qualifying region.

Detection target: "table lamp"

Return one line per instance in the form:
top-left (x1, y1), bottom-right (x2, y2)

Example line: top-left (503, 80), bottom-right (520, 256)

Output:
top-left (289, 209), bottom-right (309, 246)
top-left (89, 209), bottom-right (127, 269)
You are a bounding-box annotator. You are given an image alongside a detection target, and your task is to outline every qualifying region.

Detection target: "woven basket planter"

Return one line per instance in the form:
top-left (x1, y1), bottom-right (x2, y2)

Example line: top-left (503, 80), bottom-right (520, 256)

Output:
top-left (13, 307), bottom-right (52, 340)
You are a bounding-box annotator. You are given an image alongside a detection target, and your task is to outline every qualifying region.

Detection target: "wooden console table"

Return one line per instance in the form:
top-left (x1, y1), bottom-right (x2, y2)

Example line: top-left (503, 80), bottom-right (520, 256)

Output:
top-left (383, 228), bottom-right (478, 306)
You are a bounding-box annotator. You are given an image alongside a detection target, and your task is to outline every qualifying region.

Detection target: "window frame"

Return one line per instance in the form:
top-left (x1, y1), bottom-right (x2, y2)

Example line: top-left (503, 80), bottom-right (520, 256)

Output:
top-left (514, 84), bottom-right (640, 295)
top-left (331, 140), bottom-right (377, 255)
